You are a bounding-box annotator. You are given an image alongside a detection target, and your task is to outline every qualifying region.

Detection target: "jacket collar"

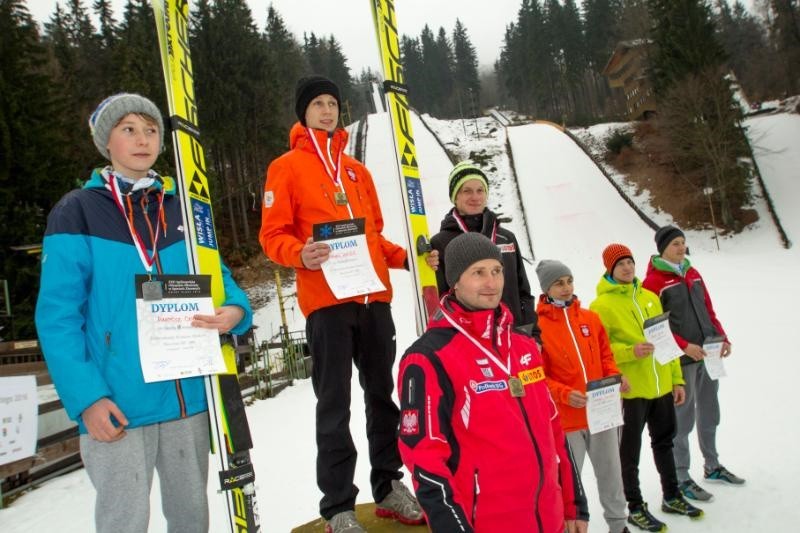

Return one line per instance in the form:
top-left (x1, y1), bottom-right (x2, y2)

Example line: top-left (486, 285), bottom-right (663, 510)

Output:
top-left (431, 295), bottom-right (513, 346)
top-left (536, 293), bottom-right (582, 318)
top-left (84, 167), bottom-right (175, 197)
top-left (289, 121), bottom-right (349, 155)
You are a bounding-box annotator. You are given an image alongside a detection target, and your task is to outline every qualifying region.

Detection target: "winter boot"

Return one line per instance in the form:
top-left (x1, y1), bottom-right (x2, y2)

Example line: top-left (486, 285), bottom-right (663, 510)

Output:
top-left (627, 503), bottom-right (667, 532)
top-left (375, 479), bottom-right (426, 525)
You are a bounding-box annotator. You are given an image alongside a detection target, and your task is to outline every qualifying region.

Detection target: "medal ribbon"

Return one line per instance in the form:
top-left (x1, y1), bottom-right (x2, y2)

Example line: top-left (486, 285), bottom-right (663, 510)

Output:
top-left (452, 210), bottom-right (498, 243)
top-left (106, 173), bottom-right (164, 273)
top-left (440, 302), bottom-right (513, 376)
top-left (307, 127), bottom-right (354, 219)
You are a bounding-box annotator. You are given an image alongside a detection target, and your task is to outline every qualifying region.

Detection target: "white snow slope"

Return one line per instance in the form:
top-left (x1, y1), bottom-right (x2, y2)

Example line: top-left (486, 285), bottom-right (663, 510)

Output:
top-left (2, 110), bottom-right (798, 532)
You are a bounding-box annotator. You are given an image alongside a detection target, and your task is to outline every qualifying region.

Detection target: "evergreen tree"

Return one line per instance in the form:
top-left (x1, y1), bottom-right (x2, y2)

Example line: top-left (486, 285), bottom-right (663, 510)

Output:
top-left (767, 0), bottom-right (800, 93)
top-left (93, 0), bottom-right (117, 49)
top-left (264, 5), bottom-right (306, 125)
top-left (191, 0), bottom-right (278, 253)
top-left (583, 0), bottom-right (622, 71)
top-left (0, 0), bottom-right (72, 338)
top-left (617, 0), bottom-right (652, 40)
top-left (648, 0), bottom-right (750, 230)
top-left (647, 0), bottom-right (727, 94)
top-left (323, 35), bottom-right (354, 122)
top-left (715, 0), bottom-right (775, 100)
top-left (452, 19), bottom-right (481, 116)
top-left (303, 32), bottom-right (325, 74)
top-left (400, 35), bottom-right (428, 110)
top-left (435, 27), bottom-right (456, 116)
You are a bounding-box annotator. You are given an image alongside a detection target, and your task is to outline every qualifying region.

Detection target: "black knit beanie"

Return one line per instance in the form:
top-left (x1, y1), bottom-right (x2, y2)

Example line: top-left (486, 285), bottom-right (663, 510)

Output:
top-left (655, 225), bottom-right (685, 255)
top-left (445, 233), bottom-right (502, 287)
top-left (294, 75), bottom-right (341, 126)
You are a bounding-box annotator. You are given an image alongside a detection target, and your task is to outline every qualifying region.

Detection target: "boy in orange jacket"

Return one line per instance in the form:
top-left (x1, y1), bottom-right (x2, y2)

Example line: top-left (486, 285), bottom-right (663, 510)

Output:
top-left (536, 259), bottom-right (630, 533)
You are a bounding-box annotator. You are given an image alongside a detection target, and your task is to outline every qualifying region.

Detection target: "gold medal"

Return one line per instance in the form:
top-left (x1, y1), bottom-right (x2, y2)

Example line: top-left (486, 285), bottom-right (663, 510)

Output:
top-left (509, 376), bottom-right (525, 397)
top-left (335, 191), bottom-right (348, 205)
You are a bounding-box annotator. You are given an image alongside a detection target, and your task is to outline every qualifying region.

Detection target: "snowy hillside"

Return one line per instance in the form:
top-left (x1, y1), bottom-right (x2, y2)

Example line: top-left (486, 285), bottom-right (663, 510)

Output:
top-left (3, 109), bottom-right (799, 532)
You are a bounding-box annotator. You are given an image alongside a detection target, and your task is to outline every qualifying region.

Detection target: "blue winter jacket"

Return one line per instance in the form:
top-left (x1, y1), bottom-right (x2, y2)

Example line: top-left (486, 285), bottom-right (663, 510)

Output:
top-left (35, 169), bottom-right (253, 434)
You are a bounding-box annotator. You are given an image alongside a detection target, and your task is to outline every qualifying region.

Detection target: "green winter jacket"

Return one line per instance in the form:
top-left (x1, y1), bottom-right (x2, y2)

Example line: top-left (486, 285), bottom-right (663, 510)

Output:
top-left (589, 274), bottom-right (684, 400)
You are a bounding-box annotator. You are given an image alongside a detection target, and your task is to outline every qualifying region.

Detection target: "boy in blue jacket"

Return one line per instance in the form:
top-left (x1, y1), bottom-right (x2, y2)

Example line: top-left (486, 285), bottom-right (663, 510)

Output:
top-left (35, 93), bottom-right (253, 533)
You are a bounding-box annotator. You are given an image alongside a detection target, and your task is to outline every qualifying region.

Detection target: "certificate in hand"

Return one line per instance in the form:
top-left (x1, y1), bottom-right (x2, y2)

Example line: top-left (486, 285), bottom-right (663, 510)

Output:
top-left (586, 374), bottom-right (624, 434)
top-left (702, 335), bottom-right (727, 380)
top-left (135, 275), bottom-right (226, 383)
top-left (643, 311), bottom-right (683, 365)
top-left (314, 218), bottom-right (387, 300)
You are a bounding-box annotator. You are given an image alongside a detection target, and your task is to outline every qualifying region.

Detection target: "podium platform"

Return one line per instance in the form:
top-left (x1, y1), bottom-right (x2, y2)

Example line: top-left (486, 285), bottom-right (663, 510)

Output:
top-left (292, 503), bottom-right (428, 532)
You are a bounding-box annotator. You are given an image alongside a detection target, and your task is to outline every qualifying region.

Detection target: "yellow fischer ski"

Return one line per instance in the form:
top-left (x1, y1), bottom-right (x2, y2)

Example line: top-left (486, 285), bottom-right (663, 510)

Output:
top-left (151, 0), bottom-right (260, 531)
top-left (370, 0), bottom-right (439, 335)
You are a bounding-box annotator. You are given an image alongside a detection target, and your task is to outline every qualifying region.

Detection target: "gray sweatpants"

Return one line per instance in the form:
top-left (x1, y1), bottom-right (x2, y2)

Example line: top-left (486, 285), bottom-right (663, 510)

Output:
top-left (567, 427), bottom-right (628, 533)
top-left (80, 412), bottom-right (210, 533)
top-left (674, 362), bottom-right (720, 482)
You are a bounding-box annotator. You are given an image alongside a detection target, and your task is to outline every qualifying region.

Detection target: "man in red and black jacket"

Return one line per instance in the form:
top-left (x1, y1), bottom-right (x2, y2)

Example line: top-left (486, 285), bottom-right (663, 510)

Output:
top-left (398, 233), bottom-right (589, 533)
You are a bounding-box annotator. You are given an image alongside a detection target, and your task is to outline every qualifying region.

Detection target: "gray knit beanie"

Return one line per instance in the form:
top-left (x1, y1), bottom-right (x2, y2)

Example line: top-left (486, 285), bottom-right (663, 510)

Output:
top-left (88, 93), bottom-right (164, 160)
top-left (445, 233), bottom-right (502, 287)
top-left (535, 259), bottom-right (572, 294)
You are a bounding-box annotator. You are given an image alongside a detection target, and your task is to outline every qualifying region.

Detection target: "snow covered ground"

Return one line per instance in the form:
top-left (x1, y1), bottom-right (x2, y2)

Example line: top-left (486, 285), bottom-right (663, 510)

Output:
top-left (3, 109), bottom-right (799, 532)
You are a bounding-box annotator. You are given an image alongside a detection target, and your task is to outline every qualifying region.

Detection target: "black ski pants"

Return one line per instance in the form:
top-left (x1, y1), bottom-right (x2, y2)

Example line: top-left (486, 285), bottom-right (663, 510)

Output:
top-left (619, 393), bottom-right (680, 508)
top-left (306, 301), bottom-right (402, 519)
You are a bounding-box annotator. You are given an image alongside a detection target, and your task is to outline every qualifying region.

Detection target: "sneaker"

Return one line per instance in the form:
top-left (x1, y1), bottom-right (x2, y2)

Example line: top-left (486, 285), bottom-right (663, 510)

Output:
top-left (375, 479), bottom-right (426, 525)
top-left (704, 465), bottom-right (745, 485)
top-left (325, 511), bottom-right (365, 533)
top-left (662, 495), bottom-right (704, 519)
top-left (679, 478), bottom-right (714, 501)
top-left (627, 503), bottom-right (667, 532)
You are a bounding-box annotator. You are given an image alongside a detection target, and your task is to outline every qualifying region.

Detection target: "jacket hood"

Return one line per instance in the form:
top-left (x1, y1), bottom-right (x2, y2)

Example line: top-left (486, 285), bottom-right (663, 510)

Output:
top-left (647, 254), bottom-right (692, 277)
top-left (83, 167), bottom-right (176, 196)
top-left (595, 273), bottom-right (642, 298)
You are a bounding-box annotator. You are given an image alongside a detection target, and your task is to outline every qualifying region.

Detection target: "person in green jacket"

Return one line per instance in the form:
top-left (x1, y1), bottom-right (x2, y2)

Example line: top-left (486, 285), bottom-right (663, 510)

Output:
top-left (590, 243), bottom-right (700, 533)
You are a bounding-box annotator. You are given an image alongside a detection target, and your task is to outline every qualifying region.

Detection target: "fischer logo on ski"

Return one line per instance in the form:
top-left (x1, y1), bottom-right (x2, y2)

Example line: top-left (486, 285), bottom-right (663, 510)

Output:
top-left (371, 0), bottom-right (439, 335)
top-left (151, 0), bottom-right (260, 531)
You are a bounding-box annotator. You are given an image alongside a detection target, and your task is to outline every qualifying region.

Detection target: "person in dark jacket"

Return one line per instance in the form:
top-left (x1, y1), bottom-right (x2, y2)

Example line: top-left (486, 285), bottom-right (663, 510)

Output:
top-left (430, 160), bottom-right (540, 341)
top-left (642, 226), bottom-right (745, 503)
top-left (399, 233), bottom-right (588, 532)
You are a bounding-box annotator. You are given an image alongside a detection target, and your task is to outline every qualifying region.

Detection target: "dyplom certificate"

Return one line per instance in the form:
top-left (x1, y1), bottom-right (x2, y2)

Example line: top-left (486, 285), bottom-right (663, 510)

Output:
top-left (703, 335), bottom-right (727, 380)
top-left (643, 312), bottom-right (683, 365)
top-left (586, 374), bottom-right (624, 434)
top-left (314, 218), bottom-right (387, 299)
top-left (135, 274), bottom-right (225, 383)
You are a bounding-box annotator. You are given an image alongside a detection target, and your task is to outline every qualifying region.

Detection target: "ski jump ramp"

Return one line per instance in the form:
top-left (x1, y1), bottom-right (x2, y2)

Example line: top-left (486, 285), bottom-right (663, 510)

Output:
top-left (508, 121), bottom-right (659, 283)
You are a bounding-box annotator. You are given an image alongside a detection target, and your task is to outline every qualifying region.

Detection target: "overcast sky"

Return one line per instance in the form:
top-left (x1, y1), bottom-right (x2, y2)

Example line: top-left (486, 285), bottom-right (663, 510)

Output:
top-left (29, 0), bottom-right (521, 73)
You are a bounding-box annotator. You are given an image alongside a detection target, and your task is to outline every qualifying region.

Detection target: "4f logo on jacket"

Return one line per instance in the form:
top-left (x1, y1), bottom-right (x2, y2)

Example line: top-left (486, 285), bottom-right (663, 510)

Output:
top-left (520, 353), bottom-right (532, 366)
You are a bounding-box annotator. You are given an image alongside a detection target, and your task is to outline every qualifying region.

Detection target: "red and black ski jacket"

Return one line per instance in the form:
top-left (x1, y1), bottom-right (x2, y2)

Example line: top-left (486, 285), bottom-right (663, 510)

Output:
top-left (398, 297), bottom-right (588, 533)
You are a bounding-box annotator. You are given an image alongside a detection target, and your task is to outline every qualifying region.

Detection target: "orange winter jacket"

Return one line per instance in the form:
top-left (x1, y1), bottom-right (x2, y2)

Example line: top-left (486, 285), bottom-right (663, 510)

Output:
top-left (537, 295), bottom-right (620, 433)
top-left (259, 123), bottom-right (407, 317)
